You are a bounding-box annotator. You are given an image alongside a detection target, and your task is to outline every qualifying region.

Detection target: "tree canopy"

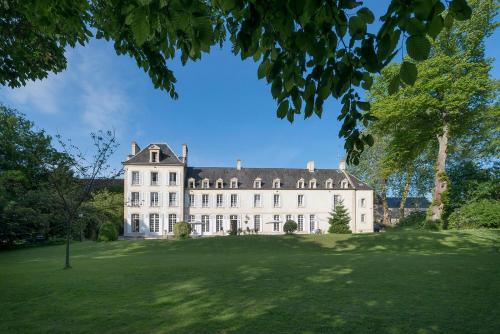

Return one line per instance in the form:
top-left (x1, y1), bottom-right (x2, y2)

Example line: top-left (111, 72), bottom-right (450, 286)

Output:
top-left (0, 0), bottom-right (473, 163)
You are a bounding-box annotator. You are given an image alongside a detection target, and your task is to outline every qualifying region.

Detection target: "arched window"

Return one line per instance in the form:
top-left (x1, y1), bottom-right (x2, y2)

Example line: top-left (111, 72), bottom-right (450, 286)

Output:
top-left (254, 178), bottom-right (262, 189)
top-left (216, 178), bottom-right (224, 189)
top-left (272, 178), bottom-right (281, 189)
top-left (188, 178), bottom-right (196, 189)
top-left (297, 178), bottom-right (305, 189)
top-left (309, 178), bottom-right (317, 189)
top-left (230, 177), bottom-right (238, 189)
top-left (201, 178), bottom-right (210, 189)
top-left (325, 178), bottom-right (333, 189)
top-left (341, 179), bottom-right (349, 189)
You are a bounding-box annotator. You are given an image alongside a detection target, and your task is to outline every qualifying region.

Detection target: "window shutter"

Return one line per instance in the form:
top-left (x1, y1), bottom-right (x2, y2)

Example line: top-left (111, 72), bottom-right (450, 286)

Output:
top-left (303, 194), bottom-right (307, 207)
top-left (158, 192), bottom-right (163, 207)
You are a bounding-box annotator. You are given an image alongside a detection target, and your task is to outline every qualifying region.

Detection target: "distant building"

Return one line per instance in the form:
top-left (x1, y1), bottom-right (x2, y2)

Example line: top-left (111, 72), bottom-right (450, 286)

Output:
top-left (123, 142), bottom-right (375, 237)
top-left (375, 197), bottom-right (430, 224)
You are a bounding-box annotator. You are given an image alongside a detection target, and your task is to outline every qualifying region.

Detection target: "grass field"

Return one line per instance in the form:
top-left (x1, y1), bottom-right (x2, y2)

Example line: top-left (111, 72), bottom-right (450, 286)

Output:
top-left (1, 230), bottom-right (499, 334)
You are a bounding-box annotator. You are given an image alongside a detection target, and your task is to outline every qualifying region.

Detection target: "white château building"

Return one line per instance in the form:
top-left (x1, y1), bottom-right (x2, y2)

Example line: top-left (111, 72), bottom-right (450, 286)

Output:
top-left (123, 142), bottom-right (374, 237)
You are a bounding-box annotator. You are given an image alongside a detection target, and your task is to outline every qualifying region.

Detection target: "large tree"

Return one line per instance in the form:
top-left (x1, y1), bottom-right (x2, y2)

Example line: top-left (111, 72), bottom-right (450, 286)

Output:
top-left (368, 0), bottom-right (497, 221)
top-left (1, 0), bottom-right (473, 163)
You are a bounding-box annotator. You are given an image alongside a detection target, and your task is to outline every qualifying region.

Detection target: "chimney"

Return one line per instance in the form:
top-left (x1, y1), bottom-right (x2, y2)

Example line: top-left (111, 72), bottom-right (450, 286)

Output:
top-left (307, 160), bottom-right (315, 172)
top-left (181, 144), bottom-right (188, 164)
top-left (236, 159), bottom-right (242, 171)
top-left (131, 141), bottom-right (140, 156)
top-left (339, 159), bottom-right (346, 170)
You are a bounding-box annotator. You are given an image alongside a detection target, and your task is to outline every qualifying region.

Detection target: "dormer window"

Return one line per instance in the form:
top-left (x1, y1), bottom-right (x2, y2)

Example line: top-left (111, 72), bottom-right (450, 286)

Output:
top-left (272, 178), bottom-right (281, 189)
top-left (216, 178), bottom-right (224, 189)
top-left (254, 178), bottom-right (262, 189)
top-left (341, 179), bottom-right (349, 189)
top-left (325, 179), bottom-right (333, 189)
top-left (201, 178), bottom-right (210, 189)
top-left (188, 178), bottom-right (196, 189)
top-left (149, 145), bottom-right (160, 163)
top-left (151, 151), bottom-right (158, 162)
top-left (309, 179), bottom-right (317, 189)
top-left (230, 178), bottom-right (238, 189)
top-left (297, 178), bottom-right (304, 189)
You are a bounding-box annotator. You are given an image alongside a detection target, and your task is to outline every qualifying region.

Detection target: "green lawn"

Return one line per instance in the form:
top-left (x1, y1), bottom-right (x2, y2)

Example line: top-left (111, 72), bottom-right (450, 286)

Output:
top-left (1, 230), bottom-right (499, 334)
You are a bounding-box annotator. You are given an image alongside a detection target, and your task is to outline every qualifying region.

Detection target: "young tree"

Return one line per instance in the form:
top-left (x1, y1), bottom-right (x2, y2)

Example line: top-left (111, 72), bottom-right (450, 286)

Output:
top-left (368, 0), bottom-right (497, 221)
top-left (328, 202), bottom-right (352, 234)
top-left (1, 1), bottom-right (473, 163)
top-left (49, 130), bottom-right (119, 269)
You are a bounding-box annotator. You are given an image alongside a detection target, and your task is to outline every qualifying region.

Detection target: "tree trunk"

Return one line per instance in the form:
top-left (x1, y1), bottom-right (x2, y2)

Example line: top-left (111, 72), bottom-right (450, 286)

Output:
top-left (429, 122), bottom-right (449, 221)
top-left (64, 217), bottom-right (72, 269)
top-left (381, 178), bottom-right (391, 225)
top-left (399, 167), bottom-right (414, 219)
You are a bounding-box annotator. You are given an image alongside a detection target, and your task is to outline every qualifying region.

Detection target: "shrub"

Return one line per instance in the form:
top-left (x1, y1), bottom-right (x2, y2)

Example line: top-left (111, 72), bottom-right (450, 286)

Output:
top-left (448, 200), bottom-right (500, 229)
top-left (173, 221), bottom-right (191, 239)
top-left (328, 202), bottom-right (351, 234)
top-left (398, 211), bottom-right (426, 229)
top-left (97, 222), bottom-right (118, 241)
top-left (283, 220), bottom-right (298, 234)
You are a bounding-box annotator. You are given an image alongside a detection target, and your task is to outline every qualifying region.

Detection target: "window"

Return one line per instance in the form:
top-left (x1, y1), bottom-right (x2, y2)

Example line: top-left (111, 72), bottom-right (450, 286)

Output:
top-left (298, 215), bottom-right (304, 231)
top-left (361, 214), bottom-right (366, 223)
top-left (202, 194), bottom-right (209, 208)
top-left (273, 178), bottom-right (281, 188)
top-left (297, 178), bottom-right (304, 189)
top-left (273, 194), bottom-right (280, 208)
top-left (286, 214), bottom-right (292, 222)
top-left (334, 195), bottom-right (342, 208)
top-left (201, 215), bottom-right (210, 233)
top-left (151, 172), bottom-right (159, 185)
top-left (297, 194), bottom-right (304, 207)
top-left (273, 215), bottom-right (280, 231)
top-left (309, 179), bottom-right (317, 189)
top-left (169, 172), bottom-right (177, 186)
top-left (188, 178), bottom-right (196, 189)
top-left (169, 192), bottom-right (177, 207)
top-left (150, 192), bottom-right (159, 207)
top-left (168, 214), bottom-right (177, 232)
top-left (254, 178), bottom-right (262, 189)
top-left (254, 194), bottom-right (262, 208)
top-left (216, 194), bottom-right (224, 207)
top-left (325, 179), bottom-right (333, 189)
top-left (230, 178), bottom-right (238, 189)
top-left (230, 194), bottom-right (238, 208)
top-left (189, 194), bottom-right (195, 207)
top-left (360, 198), bottom-right (366, 208)
top-left (131, 214), bottom-right (140, 232)
top-left (151, 151), bottom-right (158, 163)
top-left (309, 214), bottom-right (316, 231)
top-left (149, 213), bottom-right (159, 232)
top-left (216, 179), bottom-right (224, 189)
top-left (254, 215), bottom-right (261, 232)
top-left (202, 179), bottom-right (209, 189)
top-left (131, 171), bottom-right (140, 185)
top-left (341, 179), bottom-right (349, 189)
top-left (131, 192), bottom-right (140, 206)
top-left (216, 215), bottom-right (223, 232)
top-left (187, 215), bottom-right (195, 223)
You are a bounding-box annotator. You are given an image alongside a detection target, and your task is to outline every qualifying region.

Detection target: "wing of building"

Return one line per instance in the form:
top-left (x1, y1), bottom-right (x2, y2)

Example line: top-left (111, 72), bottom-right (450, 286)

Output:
top-left (123, 142), bottom-right (374, 237)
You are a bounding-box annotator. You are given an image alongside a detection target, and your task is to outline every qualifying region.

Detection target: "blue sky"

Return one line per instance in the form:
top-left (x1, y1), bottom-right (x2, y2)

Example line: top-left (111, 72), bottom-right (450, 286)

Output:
top-left (1, 3), bottom-right (498, 172)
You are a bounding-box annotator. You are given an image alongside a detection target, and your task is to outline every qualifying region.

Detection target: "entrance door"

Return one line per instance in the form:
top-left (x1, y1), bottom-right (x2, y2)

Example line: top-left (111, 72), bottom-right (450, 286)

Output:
top-left (230, 215), bottom-right (238, 234)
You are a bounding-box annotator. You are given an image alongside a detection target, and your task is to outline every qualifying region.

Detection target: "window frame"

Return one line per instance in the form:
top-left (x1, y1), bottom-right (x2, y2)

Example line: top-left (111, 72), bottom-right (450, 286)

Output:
top-left (168, 214), bottom-right (177, 232)
top-left (131, 214), bottom-right (140, 232)
top-left (202, 194), bottom-right (210, 208)
top-left (149, 213), bottom-right (159, 233)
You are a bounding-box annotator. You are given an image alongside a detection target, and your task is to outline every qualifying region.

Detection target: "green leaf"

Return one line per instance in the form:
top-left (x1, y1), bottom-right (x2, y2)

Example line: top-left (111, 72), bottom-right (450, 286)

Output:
top-left (348, 16), bottom-right (364, 37)
top-left (131, 7), bottom-right (150, 46)
top-left (400, 61), bottom-right (417, 85)
top-left (257, 59), bottom-right (269, 79)
top-left (388, 74), bottom-right (400, 95)
top-left (357, 101), bottom-right (370, 111)
top-left (304, 100), bottom-right (314, 118)
top-left (361, 73), bottom-right (373, 90)
top-left (444, 12), bottom-right (455, 29)
top-left (449, 0), bottom-right (472, 21)
top-left (277, 100), bottom-right (289, 119)
top-left (406, 35), bottom-right (431, 61)
top-left (364, 134), bottom-right (374, 147)
top-left (357, 7), bottom-right (374, 24)
top-left (427, 15), bottom-right (444, 39)
top-left (405, 18), bottom-right (426, 36)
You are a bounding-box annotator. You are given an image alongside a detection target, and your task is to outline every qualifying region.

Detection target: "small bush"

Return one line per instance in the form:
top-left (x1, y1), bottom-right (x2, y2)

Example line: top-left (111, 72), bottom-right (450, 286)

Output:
top-left (448, 200), bottom-right (500, 229)
top-left (98, 222), bottom-right (118, 241)
top-left (283, 220), bottom-right (298, 234)
top-left (173, 221), bottom-right (191, 239)
top-left (398, 211), bottom-right (426, 229)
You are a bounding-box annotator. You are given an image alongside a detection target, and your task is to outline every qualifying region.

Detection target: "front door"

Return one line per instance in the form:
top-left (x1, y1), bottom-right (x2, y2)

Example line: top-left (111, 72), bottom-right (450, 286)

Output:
top-left (230, 215), bottom-right (238, 234)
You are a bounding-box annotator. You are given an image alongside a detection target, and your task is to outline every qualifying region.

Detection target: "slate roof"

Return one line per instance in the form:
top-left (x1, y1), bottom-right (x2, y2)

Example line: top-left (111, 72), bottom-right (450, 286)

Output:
top-left (186, 167), bottom-right (373, 190)
top-left (124, 144), bottom-right (183, 165)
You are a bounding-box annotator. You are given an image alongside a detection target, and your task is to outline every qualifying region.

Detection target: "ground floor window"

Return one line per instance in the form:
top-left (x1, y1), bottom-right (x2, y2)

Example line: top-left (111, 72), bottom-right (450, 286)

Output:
top-left (298, 215), bottom-right (304, 231)
top-left (187, 215), bottom-right (195, 223)
top-left (202, 215), bottom-right (210, 232)
top-left (254, 215), bottom-right (261, 232)
top-left (230, 215), bottom-right (238, 233)
top-left (131, 214), bottom-right (140, 232)
top-left (286, 214), bottom-right (292, 222)
top-left (149, 213), bottom-right (159, 233)
top-left (216, 215), bottom-right (223, 232)
top-left (273, 215), bottom-right (280, 232)
top-left (309, 214), bottom-right (316, 231)
top-left (168, 214), bottom-right (177, 232)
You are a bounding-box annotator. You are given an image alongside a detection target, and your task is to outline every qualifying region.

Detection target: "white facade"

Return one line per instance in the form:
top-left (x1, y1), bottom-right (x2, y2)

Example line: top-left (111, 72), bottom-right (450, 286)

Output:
top-left (123, 142), bottom-right (374, 237)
